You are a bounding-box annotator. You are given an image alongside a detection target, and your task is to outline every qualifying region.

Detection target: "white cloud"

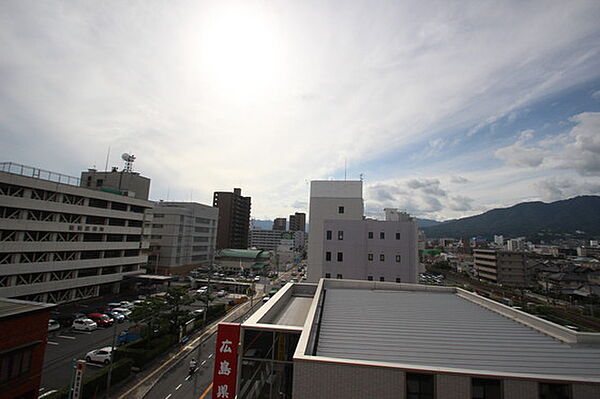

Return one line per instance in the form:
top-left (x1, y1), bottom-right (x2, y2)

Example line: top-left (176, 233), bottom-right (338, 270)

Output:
top-left (592, 89), bottom-right (600, 100)
top-left (0, 1), bottom-right (599, 218)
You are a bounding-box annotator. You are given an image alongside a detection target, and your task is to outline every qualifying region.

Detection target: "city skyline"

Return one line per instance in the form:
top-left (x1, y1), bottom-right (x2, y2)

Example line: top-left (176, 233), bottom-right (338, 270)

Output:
top-left (1, 1), bottom-right (600, 221)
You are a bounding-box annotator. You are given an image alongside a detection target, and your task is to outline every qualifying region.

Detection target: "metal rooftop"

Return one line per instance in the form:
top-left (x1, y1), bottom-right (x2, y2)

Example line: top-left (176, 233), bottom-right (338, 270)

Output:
top-left (0, 297), bottom-right (55, 319)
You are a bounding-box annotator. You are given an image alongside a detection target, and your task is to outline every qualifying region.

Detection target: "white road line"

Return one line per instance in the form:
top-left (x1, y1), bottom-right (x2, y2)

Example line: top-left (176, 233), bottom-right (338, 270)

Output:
top-left (175, 384), bottom-right (182, 390)
top-left (185, 376), bottom-right (191, 381)
top-left (39, 387), bottom-right (46, 392)
top-left (208, 354), bottom-right (213, 358)
top-left (165, 394), bottom-right (172, 399)
top-left (47, 341), bottom-right (59, 346)
top-left (201, 360), bottom-right (206, 365)
top-left (57, 335), bottom-right (76, 340)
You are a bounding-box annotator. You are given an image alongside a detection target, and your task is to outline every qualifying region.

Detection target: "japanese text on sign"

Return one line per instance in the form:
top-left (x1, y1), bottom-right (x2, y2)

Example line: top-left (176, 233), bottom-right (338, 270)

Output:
top-left (212, 323), bottom-right (240, 399)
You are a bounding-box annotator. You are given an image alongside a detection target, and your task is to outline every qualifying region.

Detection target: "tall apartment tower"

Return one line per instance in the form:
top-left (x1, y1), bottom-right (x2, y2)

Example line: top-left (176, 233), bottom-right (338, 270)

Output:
top-left (307, 181), bottom-right (364, 282)
top-left (213, 188), bottom-right (251, 250)
top-left (289, 212), bottom-right (306, 232)
top-left (272, 218), bottom-right (287, 231)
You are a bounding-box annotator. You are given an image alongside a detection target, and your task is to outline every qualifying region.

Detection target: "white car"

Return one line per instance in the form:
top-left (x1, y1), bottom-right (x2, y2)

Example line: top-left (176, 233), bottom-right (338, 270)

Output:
top-left (48, 319), bottom-right (61, 332)
top-left (72, 318), bottom-right (97, 331)
top-left (111, 308), bottom-right (132, 318)
top-left (254, 276), bottom-right (261, 282)
top-left (85, 347), bottom-right (113, 365)
top-left (262, 296), bottom-right (270, 303)
top-left (119, 301), bottom-right (134, 309)
top-left (216, 290), bottom-right (226, 297)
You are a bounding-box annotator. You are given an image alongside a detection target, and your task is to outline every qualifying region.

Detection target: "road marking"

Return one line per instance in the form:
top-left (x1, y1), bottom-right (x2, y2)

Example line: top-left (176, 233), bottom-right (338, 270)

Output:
top-left (185, 375), bottom-right (191, 381)
top-left (208, 354), bottom-right (213, 358)
top-left (57, 335), bottom-right (76, 340)
top-left (201, 360), bottom-right (206, 366)
top-left (39, 388), bottom-right (45, 392)
top-left (175, 384), bottom-right (182, 390)
top-left (47, 341), bottom-right (59, 346)
top-left (198, 383), bottom-right (212, 399)
top-left (73, 331), bottom-right (92, 335)
top-left (165, 394), bottom-right (172, 399)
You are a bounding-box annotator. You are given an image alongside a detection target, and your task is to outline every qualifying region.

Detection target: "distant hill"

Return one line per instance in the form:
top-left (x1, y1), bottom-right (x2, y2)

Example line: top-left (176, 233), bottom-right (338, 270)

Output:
top-left (417, 218), bottom-right (442, 228)
top-left (422, 196), bottom-right (600, 239)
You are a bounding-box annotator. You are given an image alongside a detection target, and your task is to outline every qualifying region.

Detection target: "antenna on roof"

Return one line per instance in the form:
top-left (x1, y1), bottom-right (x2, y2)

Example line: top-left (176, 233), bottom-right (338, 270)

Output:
top-left (105, 145), bottom-right (111, 171)
top-left (121, 153), bottom-right (136, 173)
top-left (344, 158), bottom-right (347, 180)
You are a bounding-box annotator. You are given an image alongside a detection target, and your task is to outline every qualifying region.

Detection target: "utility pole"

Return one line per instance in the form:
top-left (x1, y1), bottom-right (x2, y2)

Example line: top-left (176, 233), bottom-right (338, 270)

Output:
top-left (105, 319), bottom-right (119, 398)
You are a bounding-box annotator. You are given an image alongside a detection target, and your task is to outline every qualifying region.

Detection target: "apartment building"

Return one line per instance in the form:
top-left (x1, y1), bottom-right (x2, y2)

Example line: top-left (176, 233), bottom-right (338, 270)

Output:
top-left (213, 188), bottom-right (251, 250)
top-left (289, 212), bottom-right (306, 232)
top-left (474, 249), bottom-right (533, 287)
top-left (0, 162), bottom-right (152, 304)
top-left (272, 218), bottom-right (286, 231)
top-left (148, 201), bottom-right (218, 275)
top-left (307, 180), bottom-right (417, 283)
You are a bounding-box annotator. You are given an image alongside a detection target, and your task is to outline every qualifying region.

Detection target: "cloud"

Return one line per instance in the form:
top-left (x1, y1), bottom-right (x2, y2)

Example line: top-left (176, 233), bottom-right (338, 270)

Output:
top-left (495, 112), bottom-right (600, 174)
top-left (448, 195), bottom-right (474, 211)
top-left (450, 175), bottom-right (470, 184)
top-left (592, 89), bottom-right (600, 100)
top-left (535, 177), bottom-right (600, 201)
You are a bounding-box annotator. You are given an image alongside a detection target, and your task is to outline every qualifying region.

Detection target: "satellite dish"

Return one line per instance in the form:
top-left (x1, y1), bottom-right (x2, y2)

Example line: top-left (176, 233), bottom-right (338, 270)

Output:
top-left (122, 153), bottom-right (132, 162)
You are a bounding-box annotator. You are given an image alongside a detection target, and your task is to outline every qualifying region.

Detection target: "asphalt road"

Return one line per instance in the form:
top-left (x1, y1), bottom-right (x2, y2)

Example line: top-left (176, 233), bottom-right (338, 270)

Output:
top-left (40, 321), bottom-right (132, 394)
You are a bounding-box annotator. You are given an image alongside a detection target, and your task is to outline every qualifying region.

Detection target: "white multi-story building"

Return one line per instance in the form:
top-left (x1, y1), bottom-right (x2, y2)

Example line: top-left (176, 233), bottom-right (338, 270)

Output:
top-left (307, 180), bottom-right (418, 283)
top-left (0, 162), bottom-right (153, 304)
top-left (148, 201), bottom-right (218, 275)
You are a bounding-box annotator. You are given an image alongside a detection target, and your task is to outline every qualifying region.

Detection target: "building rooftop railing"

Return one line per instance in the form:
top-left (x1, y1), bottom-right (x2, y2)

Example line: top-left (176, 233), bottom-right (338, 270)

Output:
top-left (0, 162), bottom-right (81, 186)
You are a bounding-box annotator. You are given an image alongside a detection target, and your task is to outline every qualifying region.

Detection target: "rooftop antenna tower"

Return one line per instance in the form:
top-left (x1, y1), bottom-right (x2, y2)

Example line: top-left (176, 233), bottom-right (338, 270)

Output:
top-left (121, 153), bottom-right (136, 173)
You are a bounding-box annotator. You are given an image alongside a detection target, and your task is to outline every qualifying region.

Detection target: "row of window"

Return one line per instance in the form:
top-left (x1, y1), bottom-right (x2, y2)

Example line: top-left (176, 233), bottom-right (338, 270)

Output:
top-left (325, 251), bottom-right (401, 263)
top-left (324, 273), bottom-right (402, 283)
top-left (400, 374), bottom-right (572, 399)
top-left (326, 230), bottom-right (402, 240)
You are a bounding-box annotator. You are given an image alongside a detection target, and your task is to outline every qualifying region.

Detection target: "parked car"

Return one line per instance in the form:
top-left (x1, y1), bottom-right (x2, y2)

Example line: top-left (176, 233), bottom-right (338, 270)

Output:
top-left (87, 313), bottom-right (114, 327)
top-left (54, 314), bottom-right (76, 328)
top-left (119, 301), bottom-right (134, 309)
top-left (117, 330), bottom-right (142, 346)
top-left (216, 290), bottom-right (227, 297)
top-left (48, 319), bottom-right (61, 332)
top-left (72, 318), bottom-right (97, 331)
top-left (107, 302), bottom-right (122, 309)
top-left (106, 311), bottom-right (125, 323)
top-left (262, 296), bottom-right (270, 303)
top-left (254, 276), bottom-right (261, 282)
top-left (111, 307), bottom-right (132, 318)
top-left (85, 347), bottom-right (112, 365)
top-left (133, 300), bottom-right (145, 306)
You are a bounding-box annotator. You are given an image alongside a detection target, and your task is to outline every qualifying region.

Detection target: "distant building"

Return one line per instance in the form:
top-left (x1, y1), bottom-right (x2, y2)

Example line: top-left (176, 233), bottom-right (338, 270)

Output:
top-left (213, 188), bottom-right (251, 250)
top-left (0, 162), bottom-right (152, 304)
top-left (214, 248), bottom-right (271, 274)
top-left (272, 218), bottom-right (287, 231)
top-left (289, 212), bottom-right (306, 232)
top-left (0, 298), bottom-right (55, 399)
top-left (249, 229), bottom-right (305, 252)
top-left (81, 167), bottom-right (151, 200)
top-left (494, 235), bottom-right (504, 246)
top-left (307, 180), bottom-right (417, 283)
top-left (148, 202), bottom-right (218, 275)
top-left (577, 246), bottom-right (600, 258)
top-left (507, 238), bottom-right (525, 251)
top-left (474, 249), bottom-right (533, 287)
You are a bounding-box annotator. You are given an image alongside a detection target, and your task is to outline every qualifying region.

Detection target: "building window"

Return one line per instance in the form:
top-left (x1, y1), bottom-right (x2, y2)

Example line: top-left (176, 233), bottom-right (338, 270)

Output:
top-left (326, 230), bottom-right (332, 240)
top-left (325, 252), bottom-right (331, 261)
top-left (472, 378), bottom-right (502, 399)
top-left (380, 254), bottom-right (385, 261)
top-left (539, 383), bottom-right (571, 399)
top-left (325, 273), bottom-right (331, 278)
top-left (336, 274), bottom-right (342, 279)
top-left (396, 255), bottom-right (401, 262)
top-left (368, 253), bottom-right (373, 261)
top-left (154, 214), bottom-right (164, 218)
top-left (367, 276), bottom-right (373, 281)
top-left (337, 252), bottom-right (343, 262)
top-left (396, 278), bottom-right (401, 283)
top-left (380, 232), bottom-right (385, 239)
top-left (396, 232), bottom-right (401, 240)
top-left (406, 373), bottom-right (434, 399)
top-left (338, 206), bottom-right (344, 214)
top-left (337, 231), bottom-right (344, 240)
top-left (379, 277), bottom-right (384, 282)
top-left (0, 345), bottom-right (33, 383)
top-left (368, 232), bottom-right (373, 239)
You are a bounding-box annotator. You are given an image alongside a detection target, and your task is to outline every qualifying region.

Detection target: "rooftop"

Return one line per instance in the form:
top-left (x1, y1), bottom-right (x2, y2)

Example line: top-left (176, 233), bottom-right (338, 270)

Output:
top-left (1, 161), bottom-right (80, 186)
top-left (217, 249), bottom-right (270, 259)
top-left (0, 297), bottom-right (55, 319)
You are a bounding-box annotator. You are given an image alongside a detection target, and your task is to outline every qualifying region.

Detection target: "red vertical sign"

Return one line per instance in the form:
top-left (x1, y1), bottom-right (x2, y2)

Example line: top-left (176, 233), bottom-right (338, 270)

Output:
top-left (212, 323), bottom-right (241, 399)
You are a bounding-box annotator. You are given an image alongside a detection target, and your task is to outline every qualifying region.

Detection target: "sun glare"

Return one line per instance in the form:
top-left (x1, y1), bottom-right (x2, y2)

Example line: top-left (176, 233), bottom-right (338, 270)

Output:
top-left (198, 5), bottom-right (284, 100)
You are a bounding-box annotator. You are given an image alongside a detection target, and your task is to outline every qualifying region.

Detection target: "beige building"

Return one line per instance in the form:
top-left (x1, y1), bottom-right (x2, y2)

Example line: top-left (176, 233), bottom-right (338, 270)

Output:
top-left (148, 201), bottom-right (218, 275)
top-left (0, 162), bottom-right (152, 304)
top-left (474, 249), bottom-right (533, 287)
top-left (236, 279), bottom-right (600, 398)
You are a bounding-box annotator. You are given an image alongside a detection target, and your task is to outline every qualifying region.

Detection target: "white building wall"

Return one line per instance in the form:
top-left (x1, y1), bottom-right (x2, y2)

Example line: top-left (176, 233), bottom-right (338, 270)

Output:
top-left (307, 181), bottom-right (364, 282)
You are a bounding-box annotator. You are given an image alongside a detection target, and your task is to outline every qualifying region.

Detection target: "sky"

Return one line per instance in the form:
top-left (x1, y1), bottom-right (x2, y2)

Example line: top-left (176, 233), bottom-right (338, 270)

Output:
top-left (1, 1), bottom-right (600, 221)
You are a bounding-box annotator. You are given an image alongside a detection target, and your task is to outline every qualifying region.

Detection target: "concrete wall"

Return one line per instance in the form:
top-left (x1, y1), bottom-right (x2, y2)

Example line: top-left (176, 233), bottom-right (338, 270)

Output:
top-left (307, 181), bottom-right (363, 283)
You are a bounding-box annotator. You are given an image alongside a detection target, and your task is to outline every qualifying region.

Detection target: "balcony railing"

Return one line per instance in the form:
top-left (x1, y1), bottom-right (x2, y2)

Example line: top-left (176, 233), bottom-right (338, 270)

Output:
top-left (0, 162), bottom-right (80, 186)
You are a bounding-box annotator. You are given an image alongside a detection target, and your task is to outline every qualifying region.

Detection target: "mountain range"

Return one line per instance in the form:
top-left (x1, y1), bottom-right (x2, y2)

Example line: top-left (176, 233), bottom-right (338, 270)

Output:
top-left (421, 195), bottom-right (600, 239)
